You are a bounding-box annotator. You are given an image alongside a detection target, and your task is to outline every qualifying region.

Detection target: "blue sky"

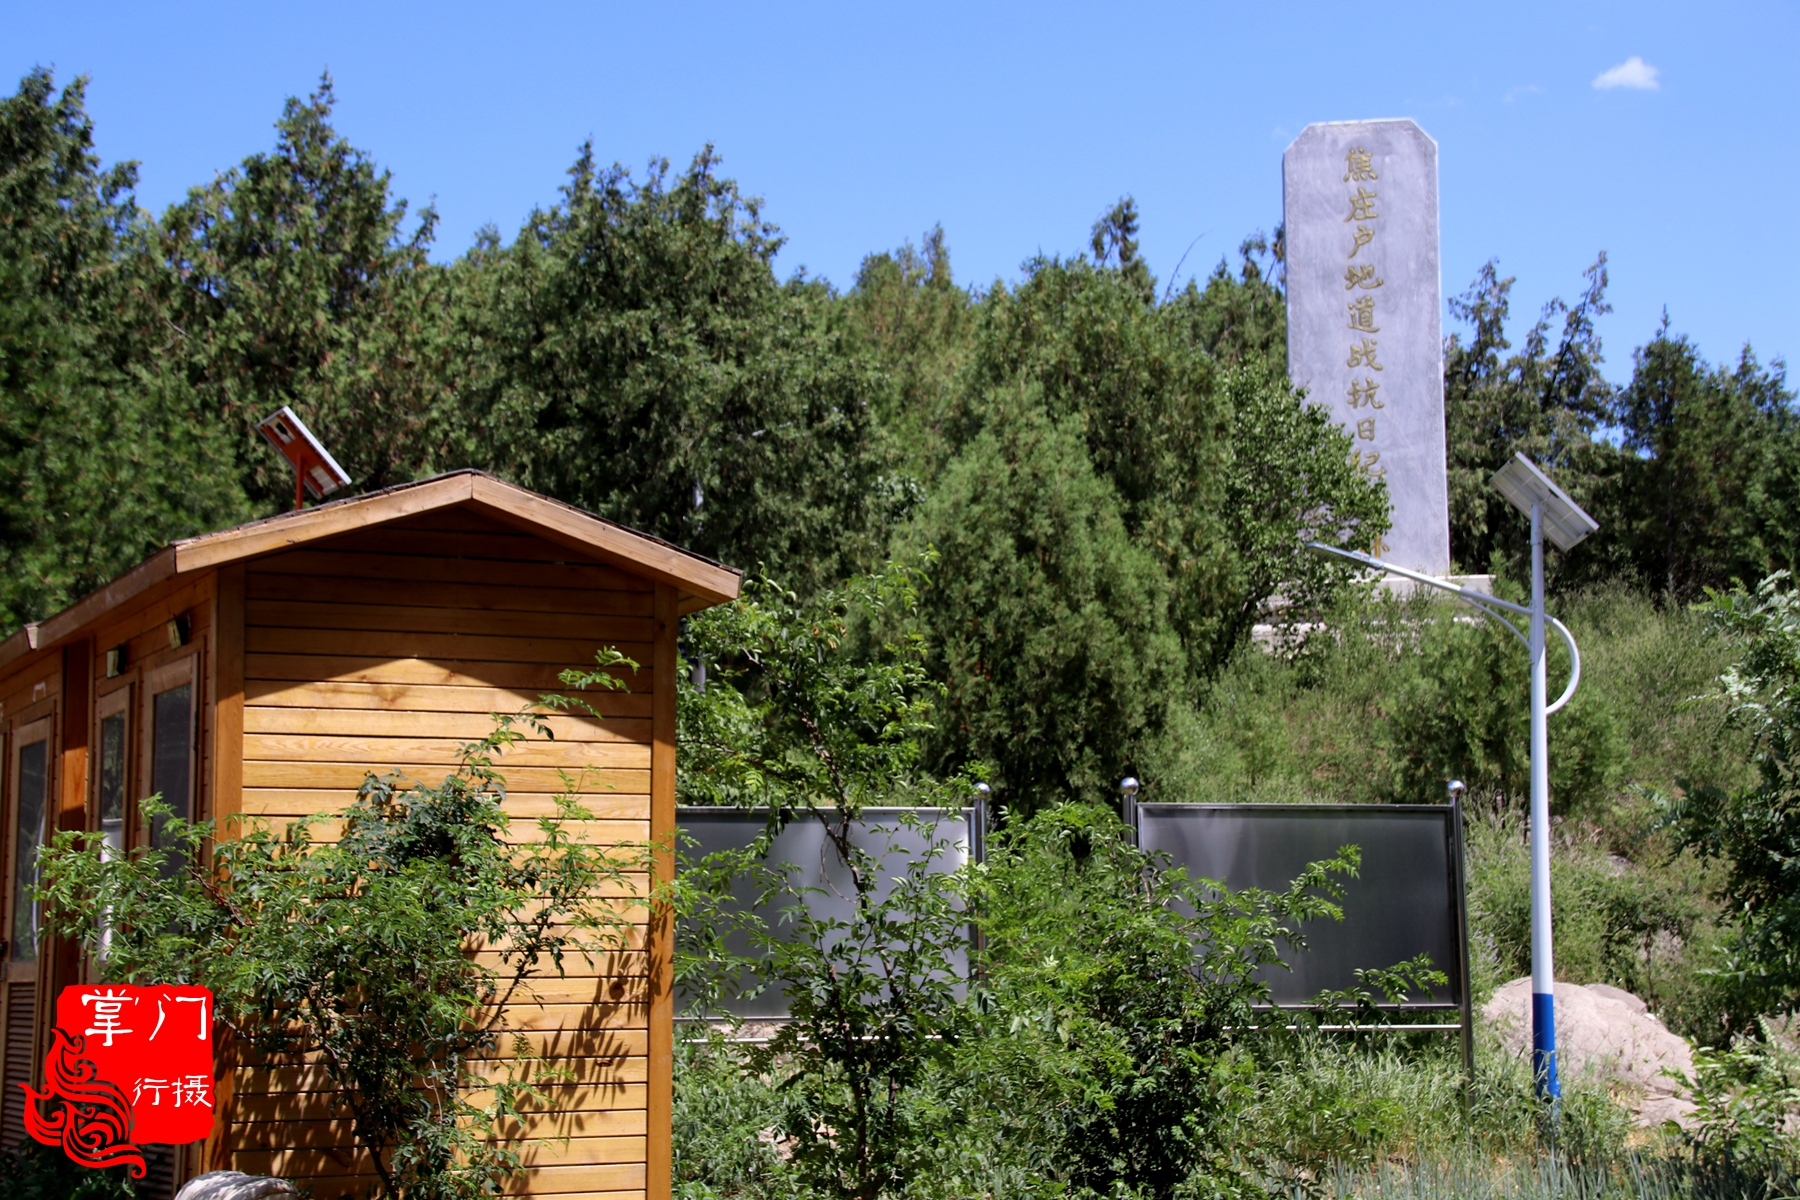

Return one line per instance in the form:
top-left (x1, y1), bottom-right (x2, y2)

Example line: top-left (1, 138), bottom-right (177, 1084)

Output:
top-left (9, 1), bottom-right (1794, 383)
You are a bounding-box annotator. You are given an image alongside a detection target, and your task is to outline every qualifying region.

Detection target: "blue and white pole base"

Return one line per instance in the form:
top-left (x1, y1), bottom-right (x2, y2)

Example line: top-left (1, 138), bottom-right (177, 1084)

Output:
top-left (1532, 990), bottom-right (1560, 1100)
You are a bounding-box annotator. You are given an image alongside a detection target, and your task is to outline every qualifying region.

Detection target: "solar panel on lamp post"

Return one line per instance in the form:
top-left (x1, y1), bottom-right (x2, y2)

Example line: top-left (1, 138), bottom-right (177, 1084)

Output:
top-left (1304, 452), bottom-right (1595, 1103)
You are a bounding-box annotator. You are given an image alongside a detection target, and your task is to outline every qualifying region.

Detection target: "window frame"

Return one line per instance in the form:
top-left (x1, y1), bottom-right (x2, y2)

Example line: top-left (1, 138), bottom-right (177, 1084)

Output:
top-left (94, 683), bottom-right (132, 851)
top-left (138, 657), bottom-right (198, 857)
top-left (4, 712), bottom-right (55, 974)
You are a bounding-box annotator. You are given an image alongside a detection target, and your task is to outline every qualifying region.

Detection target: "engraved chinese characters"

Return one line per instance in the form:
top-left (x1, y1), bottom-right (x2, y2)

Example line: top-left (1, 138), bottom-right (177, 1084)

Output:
top-left (1284, 119), bottom-right (1451, 574)
top-left (52, 984), bottom-right (215, 1144)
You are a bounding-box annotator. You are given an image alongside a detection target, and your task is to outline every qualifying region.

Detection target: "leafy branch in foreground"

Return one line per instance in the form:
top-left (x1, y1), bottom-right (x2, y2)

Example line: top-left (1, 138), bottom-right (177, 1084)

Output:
top-left (37, 653), bottom-right (642, 1200)
top-left (966, 801), bottom-right (1360, 1200)
top-left (672, 562), bottom-right (980, 1200)
top-left (1664, 573), bottom-right (1800, 1016)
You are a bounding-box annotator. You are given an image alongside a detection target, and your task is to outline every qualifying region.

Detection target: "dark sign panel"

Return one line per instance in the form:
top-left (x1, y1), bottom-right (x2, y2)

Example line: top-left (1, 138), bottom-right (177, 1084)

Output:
top-left (1135, 804), bottom-right (1470, 1012)
top-left (677, 807), bottom-right (976, 1020)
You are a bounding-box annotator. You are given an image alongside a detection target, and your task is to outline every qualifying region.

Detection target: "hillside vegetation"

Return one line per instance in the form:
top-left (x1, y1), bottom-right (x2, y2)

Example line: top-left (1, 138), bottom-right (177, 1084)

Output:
top-left (7, 69), bottom-right (1800, 1198)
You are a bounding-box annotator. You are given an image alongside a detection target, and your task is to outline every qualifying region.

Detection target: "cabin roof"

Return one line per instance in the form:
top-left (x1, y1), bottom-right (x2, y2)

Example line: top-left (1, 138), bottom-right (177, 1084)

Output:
top-left (0, 470), bottom-right (742, 671)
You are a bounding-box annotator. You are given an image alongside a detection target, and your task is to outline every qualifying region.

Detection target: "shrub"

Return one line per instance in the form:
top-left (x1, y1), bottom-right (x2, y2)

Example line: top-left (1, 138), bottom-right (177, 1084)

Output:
top-left (967, 802), bottom-right (1357, 1199)
top-left (37, 671), bottom-right (641, 1200)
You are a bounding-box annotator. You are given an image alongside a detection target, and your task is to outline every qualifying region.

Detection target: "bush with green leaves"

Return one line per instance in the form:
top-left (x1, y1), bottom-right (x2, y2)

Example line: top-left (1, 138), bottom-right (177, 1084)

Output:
top-left (674, 563), bottom-right (979, 1200)
top-left (1664, 572), bottom-right (1800, 1018)
top-left (37, 670), bottom-right (641, 1200)
top-left (961, 801), bottom-right (1361, 1200)
top-left (1674, 1017), bottom-right (1800, 1196)
top-left (1466, 812), bottom-right (1733, 1045)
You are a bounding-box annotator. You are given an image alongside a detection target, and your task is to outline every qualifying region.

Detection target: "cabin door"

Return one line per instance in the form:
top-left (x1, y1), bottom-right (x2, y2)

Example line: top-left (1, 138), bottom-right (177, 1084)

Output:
top-left (1, 712), bottom-right (53, 1146)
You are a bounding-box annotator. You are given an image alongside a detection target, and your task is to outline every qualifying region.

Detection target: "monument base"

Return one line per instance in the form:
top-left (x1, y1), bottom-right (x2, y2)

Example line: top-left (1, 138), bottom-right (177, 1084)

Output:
top-left (1251, 575), bottom-right (1499, 649)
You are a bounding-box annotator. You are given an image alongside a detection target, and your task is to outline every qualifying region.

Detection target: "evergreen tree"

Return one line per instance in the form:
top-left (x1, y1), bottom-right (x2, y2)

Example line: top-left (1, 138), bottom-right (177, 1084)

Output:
top-left (841, 225), bottom-right (974, 478)
top-left (1441, 256), bottom-right (1621, 581)
top-left (0, 69), bottom-right (247, 631)
top-left (154, 74), bottom-right (453, 505)
top-left (1612, 321), bottom-right (1797, 598)
top-left (451, 146), bottom-right (891, 593)
top-left (903, 391), bottom-right (1184, 815)
top-left (1171, 228), bottom-right (1287, 366)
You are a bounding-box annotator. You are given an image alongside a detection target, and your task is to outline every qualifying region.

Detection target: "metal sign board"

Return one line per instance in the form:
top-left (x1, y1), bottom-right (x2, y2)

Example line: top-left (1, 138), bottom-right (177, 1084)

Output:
top-left (1135, 803), bottom-right (1471, 1014)
top-left (676, 806), bottom-right (976, 1020)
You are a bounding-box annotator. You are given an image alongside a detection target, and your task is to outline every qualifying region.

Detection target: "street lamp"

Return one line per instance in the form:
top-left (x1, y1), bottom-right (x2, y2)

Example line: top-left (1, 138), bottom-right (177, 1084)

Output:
top-left (1120, 777), bottom-right (1140, 842)
top-left (1306, 452), bottom-right (1596, 1101)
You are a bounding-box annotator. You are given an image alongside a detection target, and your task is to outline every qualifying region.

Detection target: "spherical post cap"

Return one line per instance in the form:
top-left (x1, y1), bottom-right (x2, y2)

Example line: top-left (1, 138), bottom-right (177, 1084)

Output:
top-left (1120, 777), bottom-right (1140, 797)
top-left (973, 782), bottom-right (991, 798)
top-left (1447, 780), bottom-right (1467, 799)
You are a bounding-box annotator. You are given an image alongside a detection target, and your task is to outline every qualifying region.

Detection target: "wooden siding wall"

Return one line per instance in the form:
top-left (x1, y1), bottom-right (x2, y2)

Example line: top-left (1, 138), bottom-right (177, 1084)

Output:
top-left (224, 508), bottom-right (663, 1200)
top-left (0, 568), bottom-right (217, 1200)
top-left (0, 648), bottom-right (61, 1148)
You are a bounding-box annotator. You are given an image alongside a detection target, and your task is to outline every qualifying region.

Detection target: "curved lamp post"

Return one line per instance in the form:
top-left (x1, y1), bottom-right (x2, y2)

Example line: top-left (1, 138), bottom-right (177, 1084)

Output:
top-left (1307, 452), bottom-right (1597, 1101)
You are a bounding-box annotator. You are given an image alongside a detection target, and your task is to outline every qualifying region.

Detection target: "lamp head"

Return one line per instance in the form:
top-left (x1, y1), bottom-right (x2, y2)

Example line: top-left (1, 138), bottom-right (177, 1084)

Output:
top-left (1489, 454), bottom-right (1598, 551)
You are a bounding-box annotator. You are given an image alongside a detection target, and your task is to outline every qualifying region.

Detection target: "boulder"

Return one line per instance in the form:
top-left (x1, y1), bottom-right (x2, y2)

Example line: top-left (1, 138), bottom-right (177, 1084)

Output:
top-left (1483, 978), bottom-right (1695, 1127)
top-left (175, 1172), bottom-right (298, 1200)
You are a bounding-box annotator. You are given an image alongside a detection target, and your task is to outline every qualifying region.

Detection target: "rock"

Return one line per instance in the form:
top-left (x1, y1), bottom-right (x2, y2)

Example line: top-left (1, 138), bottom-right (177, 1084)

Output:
top-left (1585, 983), bottom-right (1648, 1014)
top-left (1483, 978), bottom-right (1695, 1127)
top-left (175, 1172), bottom-right (298, 1200)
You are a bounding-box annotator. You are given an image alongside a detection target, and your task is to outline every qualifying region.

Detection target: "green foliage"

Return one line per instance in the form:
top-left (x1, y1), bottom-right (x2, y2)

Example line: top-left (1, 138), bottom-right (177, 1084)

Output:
top-left (952, 252), bottom-right (1238, 679)
top-left (154, 73), bottom-right (453, 504)
top-left (1442, 257), bottom-right (1620, 581)
top-left (0, 1140), bottom-right (139, 1200)
top-left (675, 563), bottom-right (948, 815)
top-left (903, 238), bottom-right (1383, 814)
top-left (1169, 230), bottom-right (1287, 367)
top-left (967, 802), bottom-right (1358, 1199)
top-left (0, 68), bottom-right (249, 629)
top-left (1089, 197), bottom-right (1155, 304)
top-left (1380, 592), bottom-right (1625, 814)
top-left (842, 225), bottom-right (974, 477)
top-left (1215, 360), bottom-right (1390, 674)
top-left (1442, 257), bottom-right (1800, 599)
top-left (672, 1031), bottom-right (797, 1200)
top-left (36, 673), bottom-right (642, 1200)
top-left (1665, 574), bottom-right (1800, 1015)
top-left (1171, 587), bottom-right (1636, 814)
top-left (451, 146), bottom-right (892, 595)
top-left (748, 816), bottom-right (972, 1200)
top-left (902, 396), bottom-right (1184, 815)
top-left (1609, 325), bottom-right (1799, 599)
top-left (1467, 814), bottom-right (1735, 1045)
top-left (675, 564), bottom-right (977, 1200)
top-left (1662, 1016), bottom-right (1800, 1198)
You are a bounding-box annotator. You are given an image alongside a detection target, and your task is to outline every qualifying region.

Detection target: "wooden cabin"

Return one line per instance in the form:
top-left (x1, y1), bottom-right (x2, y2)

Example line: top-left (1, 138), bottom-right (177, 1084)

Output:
top-left (0, 470), bottom-right (740, 1198)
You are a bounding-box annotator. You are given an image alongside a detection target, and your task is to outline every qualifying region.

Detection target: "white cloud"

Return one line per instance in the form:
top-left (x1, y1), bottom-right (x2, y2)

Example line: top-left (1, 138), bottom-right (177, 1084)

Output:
top-left (1593, 56), bottom-right (1660, 90)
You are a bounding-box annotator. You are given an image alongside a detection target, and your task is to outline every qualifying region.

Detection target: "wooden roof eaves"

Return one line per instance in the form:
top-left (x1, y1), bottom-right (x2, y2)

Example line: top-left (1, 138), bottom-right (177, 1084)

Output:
top-left (464, 476), bottom-right (742, 609)
top-left (33, 548), bottom-right (180, 653)
top-left (0, 623), bottom-right (42, 675)
top-left (172, 473), bottom-right (478, 573)
top-left (8, 471), bottom-right (742, 661)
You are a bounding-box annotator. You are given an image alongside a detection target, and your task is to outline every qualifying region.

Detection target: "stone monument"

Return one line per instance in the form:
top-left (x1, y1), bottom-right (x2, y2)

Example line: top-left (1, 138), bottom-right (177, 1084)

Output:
top-left (1284, 119), bottom-right (1450, 575)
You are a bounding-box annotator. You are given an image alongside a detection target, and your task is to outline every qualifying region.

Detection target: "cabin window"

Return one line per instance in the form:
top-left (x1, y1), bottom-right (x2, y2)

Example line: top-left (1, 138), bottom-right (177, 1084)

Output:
top-left (10, 734), bottom-right (49, 963)
top-left (98, 708), bottom-right (127, 856)
top-left (149, 682), bottom-right (193, 874)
